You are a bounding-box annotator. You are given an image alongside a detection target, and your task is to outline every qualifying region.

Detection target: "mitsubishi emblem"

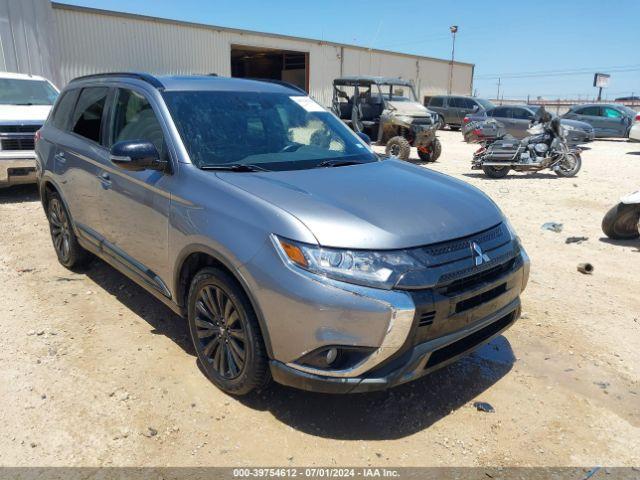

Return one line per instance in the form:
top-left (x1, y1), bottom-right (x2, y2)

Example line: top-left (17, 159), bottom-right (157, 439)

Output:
top-left (471, 242), bottom-right (490, 267)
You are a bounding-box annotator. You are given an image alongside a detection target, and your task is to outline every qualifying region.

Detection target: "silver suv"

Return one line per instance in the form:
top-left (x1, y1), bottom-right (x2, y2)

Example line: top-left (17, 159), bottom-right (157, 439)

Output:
top-left (36, 73), bottom-right (530, 395)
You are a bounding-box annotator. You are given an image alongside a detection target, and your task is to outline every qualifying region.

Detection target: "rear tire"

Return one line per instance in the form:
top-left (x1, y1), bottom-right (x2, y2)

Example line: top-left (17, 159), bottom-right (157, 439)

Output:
top-left (187, 267), bottom-right (270, 395)
top-left (46, 192), bottom-right (90, 269)
top-left (436, 115), bottom-right (445, 130)
top-left (602, 202), bottom-right (640, 239)
top-left (482, 165), bottom-right (510, 178)
top-left (385, 136), bottom-right (411, 160)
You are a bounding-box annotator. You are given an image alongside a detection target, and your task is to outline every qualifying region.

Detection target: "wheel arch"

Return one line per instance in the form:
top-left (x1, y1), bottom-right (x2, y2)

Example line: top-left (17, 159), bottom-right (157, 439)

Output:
top-left (174, 245), bottom-right (274, 358)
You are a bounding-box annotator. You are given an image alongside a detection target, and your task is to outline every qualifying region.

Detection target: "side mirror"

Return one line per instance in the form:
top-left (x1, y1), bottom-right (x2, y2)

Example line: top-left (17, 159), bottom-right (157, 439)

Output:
top-left (472, 105), bottom-right (480, 112)
top-left (356, 131), bottom-right (371, 145)
top-left (110, 140), bottom-right (166, 172)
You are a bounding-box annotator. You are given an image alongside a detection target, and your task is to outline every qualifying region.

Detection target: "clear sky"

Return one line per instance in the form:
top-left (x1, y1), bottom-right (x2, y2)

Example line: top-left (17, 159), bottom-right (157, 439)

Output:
top-left (59, 0), bottom-right (640, 100)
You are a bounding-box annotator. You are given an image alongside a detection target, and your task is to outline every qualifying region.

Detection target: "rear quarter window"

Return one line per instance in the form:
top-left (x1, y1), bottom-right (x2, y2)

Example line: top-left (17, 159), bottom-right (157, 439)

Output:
top-left (429, 97), bottom-right (444, 107)
top-left (49, 89), bottom-right (80, 131)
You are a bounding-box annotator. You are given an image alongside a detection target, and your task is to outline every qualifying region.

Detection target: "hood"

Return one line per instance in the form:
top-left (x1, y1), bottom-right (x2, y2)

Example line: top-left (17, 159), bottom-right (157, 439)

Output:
top-left (0, 104), bottom-right (52, 123)
top-left (217, 160), bottom-right (503, 250)
top-left (387, 101), bottom-right (431, 117)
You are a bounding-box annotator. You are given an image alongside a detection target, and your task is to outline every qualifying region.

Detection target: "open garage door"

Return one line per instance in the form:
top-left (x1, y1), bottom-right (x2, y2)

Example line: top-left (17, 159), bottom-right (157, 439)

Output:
top-left (231, 45), bottom-right (309, 92)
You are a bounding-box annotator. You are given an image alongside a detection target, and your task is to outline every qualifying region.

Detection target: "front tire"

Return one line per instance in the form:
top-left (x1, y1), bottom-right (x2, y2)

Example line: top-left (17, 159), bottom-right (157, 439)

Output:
top-left (482, 165), bottom-right (510, 178)
top-left (602, 202), bottom-right (640, 239)
top-left (187, 267), bottom-right (269, 395)
top-left (46, 192), bottom-right (90, 269)
top-left (555, 152), bottom-right (581, 177)
top-left (385, 136), bottom-right (411, 160)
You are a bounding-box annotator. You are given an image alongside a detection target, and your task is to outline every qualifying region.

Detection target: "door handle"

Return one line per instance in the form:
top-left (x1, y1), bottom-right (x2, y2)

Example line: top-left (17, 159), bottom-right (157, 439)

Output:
top-left (54, 152), bottom-right (66, 163)
top-left (99, 171), bottom-right (112, 189)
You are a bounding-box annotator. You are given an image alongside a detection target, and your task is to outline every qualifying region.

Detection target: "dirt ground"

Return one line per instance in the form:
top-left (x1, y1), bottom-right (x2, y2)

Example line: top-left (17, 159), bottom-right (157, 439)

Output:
top-left (1, 131), bottom-right (639, 467)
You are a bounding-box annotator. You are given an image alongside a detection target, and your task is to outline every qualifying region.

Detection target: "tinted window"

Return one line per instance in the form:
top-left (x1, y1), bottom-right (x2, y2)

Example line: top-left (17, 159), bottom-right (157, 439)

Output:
top-left (0, 78), bottom-right (58, 105)
top-left (163, 91), bottom-right (377, 170)
top-left (576, 106), bottom-right (600, 116)
top-left (449, 97), bottom-right (465, 108)
top-left (111, 89), bottom-right (165, 155)
top-left (491, 107), bottom-right (512, 118)
top-left (429, 97), bottom-right (444, 107)
top-left (50, 89), bottom-right (79, 130)
top-left (603, 107), bottom-right (623, 118)
top-left (512, 108), bottom-right (533, 120)
top-left (461, 98), bottom-right (476, 109)
top-left (71, 87), bottom-right (109, 143)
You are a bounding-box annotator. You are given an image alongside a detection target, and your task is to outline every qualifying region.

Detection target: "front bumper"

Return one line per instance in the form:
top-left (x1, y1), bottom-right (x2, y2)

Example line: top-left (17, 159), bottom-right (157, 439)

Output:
top-left (0, 151), bottom-right (37, 187)
top-left (265, 244), bottom-right (530, 393)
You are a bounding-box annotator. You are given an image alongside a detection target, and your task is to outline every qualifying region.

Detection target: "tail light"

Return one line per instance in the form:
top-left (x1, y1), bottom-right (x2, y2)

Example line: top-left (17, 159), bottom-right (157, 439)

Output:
top-left (635, 114), bottom-right (640, 123)
top-left (463, 116), bottom-right (471, 124)
top-left (34, 129), bottom-right (42, 143)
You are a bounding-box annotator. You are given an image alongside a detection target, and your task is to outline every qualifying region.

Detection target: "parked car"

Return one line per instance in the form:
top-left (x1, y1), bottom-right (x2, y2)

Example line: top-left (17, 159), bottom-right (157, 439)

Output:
top-left (426, 95), bottom-right (494, 130)
top-left (628, 112), bottom-right (640, 142)
top-left (0, 72), bottom-right (58, 188)
top-left (463, 105), bottom-right (595, 146)
top-left (562, 103), bottom-right (636, 138)
top-left (36, 72), bottom-right (529, 395)
top-left (331, 76), bottom-right (441, 161)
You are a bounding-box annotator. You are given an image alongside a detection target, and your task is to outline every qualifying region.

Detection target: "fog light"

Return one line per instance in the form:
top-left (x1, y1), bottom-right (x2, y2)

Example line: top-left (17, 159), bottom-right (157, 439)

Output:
top-left (326, 348), bottom-right (338, 365)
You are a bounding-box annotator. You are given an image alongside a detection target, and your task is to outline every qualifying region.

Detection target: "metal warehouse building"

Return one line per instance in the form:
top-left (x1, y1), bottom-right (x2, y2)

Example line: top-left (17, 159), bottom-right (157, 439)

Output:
top-left (1, 0), bottom-right (474, 107)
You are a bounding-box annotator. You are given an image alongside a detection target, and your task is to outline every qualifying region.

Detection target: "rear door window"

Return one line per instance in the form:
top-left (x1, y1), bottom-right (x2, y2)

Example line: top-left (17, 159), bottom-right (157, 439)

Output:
top-left (110, 88), bottom-right (165, 156)
top-left (70, 87), bottom-right (109, 144)
top-left (512, 108), bottom-right (533, 120)
top-left (576, 106), bottom-right (600, 116)
top-left (50, 89), bottom-right (80, 131)
top-left (491, 107), bottom-right (512, 118)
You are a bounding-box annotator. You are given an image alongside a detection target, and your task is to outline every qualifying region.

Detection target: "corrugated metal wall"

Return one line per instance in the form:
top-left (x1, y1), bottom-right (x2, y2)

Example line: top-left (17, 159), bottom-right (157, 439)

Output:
top-left (51, 4), bottom-right (473, 107)
top-left (0, 0), bottom-right (60, 85)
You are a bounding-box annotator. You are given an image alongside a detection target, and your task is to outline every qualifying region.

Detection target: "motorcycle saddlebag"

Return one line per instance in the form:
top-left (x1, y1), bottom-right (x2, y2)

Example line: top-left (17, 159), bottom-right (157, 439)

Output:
top-left (485, 139), bottom-right (519, 161)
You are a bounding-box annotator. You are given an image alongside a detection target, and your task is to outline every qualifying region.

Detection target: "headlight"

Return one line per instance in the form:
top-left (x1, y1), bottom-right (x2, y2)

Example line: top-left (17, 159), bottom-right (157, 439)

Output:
top-left (272, 235), bottom-right (422, 289)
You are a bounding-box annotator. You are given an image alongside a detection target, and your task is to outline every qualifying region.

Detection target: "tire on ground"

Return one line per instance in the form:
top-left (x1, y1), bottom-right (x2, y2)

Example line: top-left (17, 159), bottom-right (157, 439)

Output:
top-left (482, 165), bottom-right (510, 178)
top-left (385, 136), bottom-right (411, 160)
top-left (46, 191), bottom-right (91, 269)
top-left (187, 267), bottom-right (270, 395)
top-left (601, 202), bottom-right (640, 239)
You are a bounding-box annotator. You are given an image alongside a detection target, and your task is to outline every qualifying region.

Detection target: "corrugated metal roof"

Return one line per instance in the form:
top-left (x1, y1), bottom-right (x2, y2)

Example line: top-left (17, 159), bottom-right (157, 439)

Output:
top-left (51, 1), bottom-right (474, 68)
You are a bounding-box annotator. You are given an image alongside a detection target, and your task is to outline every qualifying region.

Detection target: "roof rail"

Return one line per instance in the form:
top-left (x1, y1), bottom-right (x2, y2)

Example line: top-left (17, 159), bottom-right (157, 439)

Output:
top-left (69, 72), bottom-right (164, 89)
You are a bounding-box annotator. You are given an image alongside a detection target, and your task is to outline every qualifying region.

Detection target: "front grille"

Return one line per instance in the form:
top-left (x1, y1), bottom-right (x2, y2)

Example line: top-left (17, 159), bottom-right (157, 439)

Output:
top-left (418, 224), bottom-right (504, 258)
top-left (455, 283), bottom-right (507, 313)
top-left (0, 124), bottom-right (41, 133)
top-left (441, 257), bottom-right (516, 295)
top-left (1, 138), bottom-right (35, 151)
top-left (424, 312), bottom-right (514, 370)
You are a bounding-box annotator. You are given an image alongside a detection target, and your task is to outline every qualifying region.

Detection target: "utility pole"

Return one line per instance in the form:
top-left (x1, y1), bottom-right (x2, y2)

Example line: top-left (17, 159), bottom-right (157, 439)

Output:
top-left (496, 77), bottom-right (501, 103)
top-left (447, 25), bottom-right (458, 95)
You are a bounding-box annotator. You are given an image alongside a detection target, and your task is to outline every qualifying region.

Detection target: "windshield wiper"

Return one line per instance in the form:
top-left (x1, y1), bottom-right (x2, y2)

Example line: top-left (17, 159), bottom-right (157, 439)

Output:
top-left (200, 163), bottom-right (269, 172)
top-left (316, 159), bottom-right (366, 168)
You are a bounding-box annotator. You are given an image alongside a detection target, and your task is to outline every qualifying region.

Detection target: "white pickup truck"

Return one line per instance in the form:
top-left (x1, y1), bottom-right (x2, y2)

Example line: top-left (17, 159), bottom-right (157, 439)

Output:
top-left (0, 72), bottom-right (58, 188)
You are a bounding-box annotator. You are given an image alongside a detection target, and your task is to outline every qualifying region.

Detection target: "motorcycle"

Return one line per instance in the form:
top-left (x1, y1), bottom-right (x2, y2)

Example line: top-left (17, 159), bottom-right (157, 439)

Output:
top-left (602, 190), bottom-right (640, 239)
top-left (471, 107), bottom-right (582, 179)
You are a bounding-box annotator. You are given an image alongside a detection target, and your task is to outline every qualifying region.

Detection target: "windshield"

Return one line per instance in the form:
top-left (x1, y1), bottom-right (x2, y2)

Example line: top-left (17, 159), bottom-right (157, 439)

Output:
top-left (475, 98), bottom-right (495, 111)
top-left (378, 84), bottom-right (417, 103)
top-left (0, 78), bottom-right (58, 105)
top-left (163, 91), bottom-right (377, 171)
